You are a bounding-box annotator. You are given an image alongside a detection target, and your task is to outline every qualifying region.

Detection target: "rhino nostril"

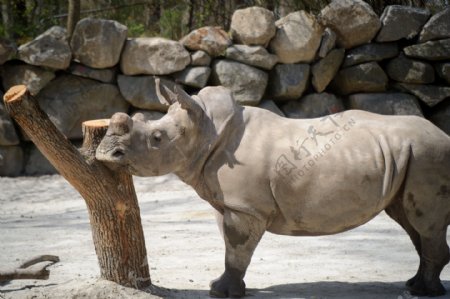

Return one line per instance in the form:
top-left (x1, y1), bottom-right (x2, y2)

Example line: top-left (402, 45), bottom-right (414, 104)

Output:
top-left (112, 149), bottom-right (125, 158)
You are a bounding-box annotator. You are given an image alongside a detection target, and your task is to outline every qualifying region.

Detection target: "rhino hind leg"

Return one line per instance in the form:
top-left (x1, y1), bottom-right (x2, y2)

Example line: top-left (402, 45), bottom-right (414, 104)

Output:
top-left (385, 198), bottom-right (449, 297)
top-left (210, 210), bottom-right (266, 298)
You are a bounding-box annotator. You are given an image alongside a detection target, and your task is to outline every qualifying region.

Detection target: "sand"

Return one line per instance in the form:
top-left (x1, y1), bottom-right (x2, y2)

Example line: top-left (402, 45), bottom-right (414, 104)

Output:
top-left (0, 174), bottom-right (449, 299)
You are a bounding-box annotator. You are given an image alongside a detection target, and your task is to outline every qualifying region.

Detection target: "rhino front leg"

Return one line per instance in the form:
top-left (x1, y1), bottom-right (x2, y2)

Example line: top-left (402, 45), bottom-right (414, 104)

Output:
top-left (210, 209), bottom-right (266, 298)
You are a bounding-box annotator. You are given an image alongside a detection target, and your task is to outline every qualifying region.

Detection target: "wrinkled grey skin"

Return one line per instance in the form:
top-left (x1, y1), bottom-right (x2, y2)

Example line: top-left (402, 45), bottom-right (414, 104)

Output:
top-left (96, 83), bottom-right (450, 298)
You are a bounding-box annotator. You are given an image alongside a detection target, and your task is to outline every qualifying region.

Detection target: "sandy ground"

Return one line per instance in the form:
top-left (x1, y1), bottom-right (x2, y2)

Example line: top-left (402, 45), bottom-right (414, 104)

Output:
top-left (0, 174), bottom-right (449, 299)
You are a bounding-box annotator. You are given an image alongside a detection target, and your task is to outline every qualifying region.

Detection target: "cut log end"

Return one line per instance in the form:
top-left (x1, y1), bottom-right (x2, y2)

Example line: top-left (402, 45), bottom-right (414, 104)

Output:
top-left (3, 85), bottom-right (28, 103)
top-left (83, 119), bottom-right (110, 128)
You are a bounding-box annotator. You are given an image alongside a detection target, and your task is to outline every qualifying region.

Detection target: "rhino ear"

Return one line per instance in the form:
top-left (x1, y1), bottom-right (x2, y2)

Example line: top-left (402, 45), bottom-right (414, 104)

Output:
top-left (155, 77), bottom-right (176, 105)
top-left (174, 85), bottom-right (203, 118)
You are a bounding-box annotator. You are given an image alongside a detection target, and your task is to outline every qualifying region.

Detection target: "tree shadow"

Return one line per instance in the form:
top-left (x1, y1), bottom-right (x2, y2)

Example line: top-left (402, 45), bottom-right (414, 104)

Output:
top-left (159, 280), bottom-right (450, 299)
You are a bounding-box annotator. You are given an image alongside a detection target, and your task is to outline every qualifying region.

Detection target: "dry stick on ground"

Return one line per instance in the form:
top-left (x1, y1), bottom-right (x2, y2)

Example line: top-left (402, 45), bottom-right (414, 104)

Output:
top-left (0, 255), bottom-right (59, 282)
top-left (3, 85), bottom-right (151, 289)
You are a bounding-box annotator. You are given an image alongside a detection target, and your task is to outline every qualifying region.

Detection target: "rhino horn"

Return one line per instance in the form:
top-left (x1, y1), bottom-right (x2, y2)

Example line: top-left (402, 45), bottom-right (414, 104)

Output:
top-left (109, 112), bottom-right (133, 135)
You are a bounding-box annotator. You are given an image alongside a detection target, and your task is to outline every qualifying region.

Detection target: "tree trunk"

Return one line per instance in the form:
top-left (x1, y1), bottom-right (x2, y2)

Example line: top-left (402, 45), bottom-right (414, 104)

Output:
top-left (67, 0), bottom-right (80, 40)
top-left (3, 85), bottom-right (151, 289)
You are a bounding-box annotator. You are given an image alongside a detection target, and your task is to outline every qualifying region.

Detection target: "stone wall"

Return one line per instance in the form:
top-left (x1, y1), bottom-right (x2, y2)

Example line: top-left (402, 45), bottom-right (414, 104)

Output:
top-left (0, 0), bottom-right (449, 176)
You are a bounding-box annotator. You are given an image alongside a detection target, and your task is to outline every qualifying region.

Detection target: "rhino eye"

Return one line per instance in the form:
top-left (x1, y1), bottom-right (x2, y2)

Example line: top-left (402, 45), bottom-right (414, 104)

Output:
top-left (152, 131), bottom-right (162, 143)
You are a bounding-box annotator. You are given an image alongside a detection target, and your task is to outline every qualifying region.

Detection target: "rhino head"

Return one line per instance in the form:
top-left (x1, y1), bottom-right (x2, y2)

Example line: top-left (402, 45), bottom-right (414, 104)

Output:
top-left (95, 80), bottom-right (232, 178)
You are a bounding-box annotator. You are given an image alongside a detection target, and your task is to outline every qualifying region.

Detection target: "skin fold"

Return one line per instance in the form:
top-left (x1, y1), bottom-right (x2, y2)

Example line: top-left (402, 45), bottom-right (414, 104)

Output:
top-left (96, 84), bottom-right (450, 298)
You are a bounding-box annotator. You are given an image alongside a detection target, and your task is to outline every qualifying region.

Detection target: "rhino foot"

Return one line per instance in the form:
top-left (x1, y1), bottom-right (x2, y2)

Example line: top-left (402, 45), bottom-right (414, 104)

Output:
top-left (408, 279), bottom-right (446, 297)
top-left (209, 271), bottom-right (246, 298)
top-left (405, 274), bottom-right (418, 287)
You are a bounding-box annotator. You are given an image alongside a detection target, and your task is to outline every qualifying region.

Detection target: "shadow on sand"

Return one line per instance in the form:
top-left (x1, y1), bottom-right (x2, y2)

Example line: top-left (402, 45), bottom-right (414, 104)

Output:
top-left (159, 280), bottom-right (450, 299)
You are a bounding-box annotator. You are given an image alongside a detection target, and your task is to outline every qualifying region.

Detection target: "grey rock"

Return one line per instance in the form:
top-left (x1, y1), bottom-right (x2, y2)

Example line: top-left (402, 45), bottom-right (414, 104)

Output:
top-left (281, 93), bottom-right (344, 119)
top-left (118, 75), bottom-right (178, 111)
top-left (191, 50), bottom-right (211, 66)
top-left (70, 18), bottom-right (128, 68)
top-left (210, 59), bottom-right (268, 105)
top-left (428, 101), bottom-right (450, 135)
top-left (342, 43), bottom-right (399, 68)
top-left (18, 26), bottom-right (71, 70)
top-left (269, 11), bottom-right (323, 64)
top-left (347, 93), bottom-right (423, 116)
top-left (0, 145), bottom-right (23, 176)
top-left (173, 66), bottom-right (211, 88)
top-left (330, 62), bottom-right (388, 95)
top-left (386, 54), bottom-right (435, 84)
top-left (225, 45), bottom-right (278, 70)
top-left (67, 62), bottom-right (117, 83)
top-left (181, 26), bottom-right (231, 57)
top-left (230, 6), bottom-right (276, 46)
top-left (269, 63), bottom-right (310, 101)
top-left (121, 37), bottom-right (191, 75)
top-left (404, 39), bottom-right (450, 61)
top-left (0, 98), bottom-right (19, 146)
top-left (318, 28), bottom-right (337, 58)
top-left (36, 75), bottom-right (129, 139)
top-left (435, 63), bottom-right (450, 84)
top-left (1, 63), bottom-right (55, 95)
top-left (0, 39), bottom-right (16, 65)
top-left (130, 110), bottom-right (165, 122)
top-left (393, 83), bottom-right (450, 107)
top-left (23, 143), bottom-right (57, 176)
top-left (419, 8), bottom-right (450, 42)
top-left (376, 5), bottom-right (430, 42)
top-left (318, 0), bottom-right (381, 49)
top-left (312, 48), bottom-right (345, 93)
top-left (258, 100), bottom-right (284, 116)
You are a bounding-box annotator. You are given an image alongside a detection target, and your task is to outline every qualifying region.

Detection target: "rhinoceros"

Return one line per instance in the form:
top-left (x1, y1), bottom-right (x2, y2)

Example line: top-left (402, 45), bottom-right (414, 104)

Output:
top-left (96, 82), bottom-right (450, 298)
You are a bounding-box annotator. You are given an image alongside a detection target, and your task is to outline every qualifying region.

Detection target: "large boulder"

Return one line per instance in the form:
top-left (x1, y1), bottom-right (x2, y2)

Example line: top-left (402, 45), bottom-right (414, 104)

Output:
top-left (375, 5), bottom-right (430, 42)
top-left (312, 48), bottom-right (345, 93)
top-left (0, 38), bottom-right (16, 65)
top-left (268, 63), bottom-right (310, 101)
top-left (281, 93), bottom-right (344, 119)
top-left (181, 26), bottom-right (231, 57)
top-left (210, 59), bottom-right (268, 105)
top-left (130, 110), bottom-right (165, 122)
top-left (419, 8), bottom-right (450, 42)
top-left (347, 93), bottom-right (423, 116)
top-left (318, 0), bottom-right (381, 49)
top-left (23, 143), bottom-right (57, 175)
top-left (269, 11), bottom-right (323, 64)
top-left (67, 62), bottom-right (117, 83)
top-left (118, 75), bottom-right (177, 111)
top-left (386, 54), bottom-right (434, 84)
top-left (0, 99), bottom-right (19, 146)
top-left (36, 75), bottom-right (129, 139)
top-left (317, 28), bottom-right (336, 58)
top-left (403, 39), bottom-right (450, 61)
top-left (18, 26), bottom-right (71, 70)
top-left (330, 62), bottom-right (388, 95)
top-left (342, 43), bottom-right (399, 68)
top-left (120, 37), bottom-right (191, 75)
top-left (0, 145), bottom-right (23, 176)
top-left (70, 18), bottom-right (128, 69)
top-left (258, 100), bottom-right (284, 116)
top-left (436, 63), bottom-right (450, 84)
top-left (225, 45), bottom-right (278, 70)
top-left (230, 6), bottom-right (276, 46)
top-left (428, 101), bottom-right (450, 135)
top-left (173, 66), bottom-right (211, 88)
top-left (190, 50), bottom-right (211, 66)
top-left (1, 63), bottom-right (55, 95)
top-left (393, 83), bottom-right (450, 107)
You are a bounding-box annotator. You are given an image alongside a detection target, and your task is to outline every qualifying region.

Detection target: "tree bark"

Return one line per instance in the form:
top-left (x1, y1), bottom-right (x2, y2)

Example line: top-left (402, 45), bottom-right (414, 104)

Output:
top-left (67, 0), bottom-right (80, 41)
top-left (3, 85), bottom-right (151, 289)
